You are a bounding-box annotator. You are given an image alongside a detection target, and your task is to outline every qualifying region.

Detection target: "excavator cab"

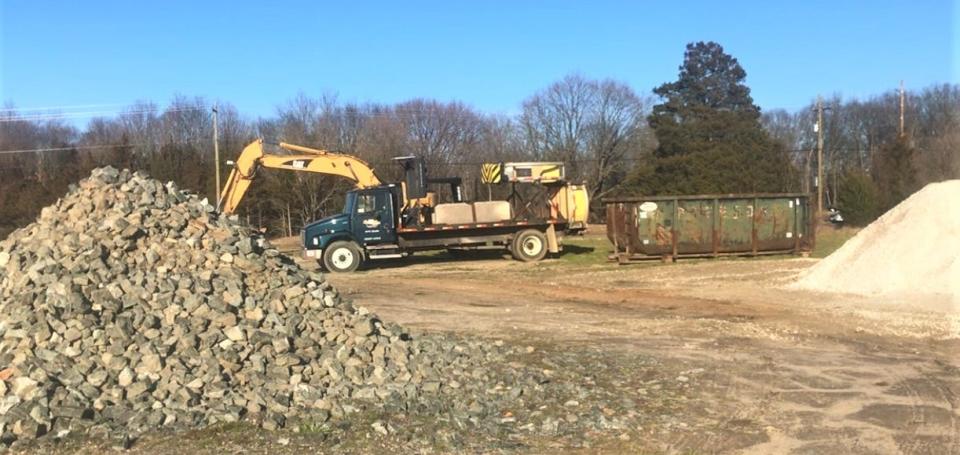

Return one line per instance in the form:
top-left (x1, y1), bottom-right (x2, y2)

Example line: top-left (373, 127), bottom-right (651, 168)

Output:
top-left (394, 156), bottom-right (463, 203)
top-left (394, 156), bottom-right (464, 227)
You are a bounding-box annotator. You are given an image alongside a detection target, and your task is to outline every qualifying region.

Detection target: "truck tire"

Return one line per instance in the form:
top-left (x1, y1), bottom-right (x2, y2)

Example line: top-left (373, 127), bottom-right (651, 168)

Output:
top-left (511, 229), bottom-right (548, 262)
top-left (322, 241), bottom-right (363, 273)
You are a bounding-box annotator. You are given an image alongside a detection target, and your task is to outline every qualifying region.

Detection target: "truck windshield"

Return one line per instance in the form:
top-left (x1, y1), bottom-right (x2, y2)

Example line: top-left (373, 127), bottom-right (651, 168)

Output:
top-left (343, 191), bottom-right (357, 215)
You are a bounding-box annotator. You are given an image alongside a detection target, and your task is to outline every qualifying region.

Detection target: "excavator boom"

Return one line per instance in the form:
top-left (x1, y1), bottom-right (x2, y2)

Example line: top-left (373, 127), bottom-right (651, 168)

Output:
top-left (218, 140), bottom-right (383, 214)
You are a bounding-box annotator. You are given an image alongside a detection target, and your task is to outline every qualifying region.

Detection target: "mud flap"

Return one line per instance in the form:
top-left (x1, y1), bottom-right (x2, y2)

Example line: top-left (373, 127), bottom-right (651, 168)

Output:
top-left (546, 224), bottom-right (560, 254)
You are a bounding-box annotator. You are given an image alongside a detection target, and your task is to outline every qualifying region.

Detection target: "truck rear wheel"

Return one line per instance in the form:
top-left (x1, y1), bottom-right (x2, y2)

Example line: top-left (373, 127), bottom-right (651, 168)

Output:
top-left (511, 229), bottom-right (548, 262)
top-left (322, 241), bottom-right (363, 273)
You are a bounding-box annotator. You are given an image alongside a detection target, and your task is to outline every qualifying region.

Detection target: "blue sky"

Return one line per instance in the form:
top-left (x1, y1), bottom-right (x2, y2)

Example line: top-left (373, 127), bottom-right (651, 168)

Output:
top-left (0, 0), bottom-right (956, 120)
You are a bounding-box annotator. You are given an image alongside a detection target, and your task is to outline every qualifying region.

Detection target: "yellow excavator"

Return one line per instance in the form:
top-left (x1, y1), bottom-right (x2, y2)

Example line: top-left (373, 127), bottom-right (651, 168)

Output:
top-left (219, 140), bottom-right (461, 219)
top-left (218, 139), bottom-right (589, 272)
top-left (221, 140), bottom-right (394, 214)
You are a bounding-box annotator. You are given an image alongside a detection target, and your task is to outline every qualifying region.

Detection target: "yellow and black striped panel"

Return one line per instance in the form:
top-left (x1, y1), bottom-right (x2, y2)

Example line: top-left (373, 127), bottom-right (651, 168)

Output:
top-left (481, 163), bottom-right (502, 184)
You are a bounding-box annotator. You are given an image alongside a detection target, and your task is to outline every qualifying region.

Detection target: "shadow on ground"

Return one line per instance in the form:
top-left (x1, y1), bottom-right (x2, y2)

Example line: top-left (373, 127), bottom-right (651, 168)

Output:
top-left (360, 244), bottom-right (599, 271)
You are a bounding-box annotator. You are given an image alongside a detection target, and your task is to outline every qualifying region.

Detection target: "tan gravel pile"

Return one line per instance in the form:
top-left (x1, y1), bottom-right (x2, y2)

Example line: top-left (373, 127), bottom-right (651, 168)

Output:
top-left (795, 180), bottom-right (960, 308)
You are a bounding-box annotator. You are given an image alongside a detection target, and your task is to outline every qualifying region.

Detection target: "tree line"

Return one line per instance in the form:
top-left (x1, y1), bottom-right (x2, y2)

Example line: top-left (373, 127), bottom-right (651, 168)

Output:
top-left (761, 83), bottom-right (959, 224)
top-left (1, 42), bottom-right (957, 238)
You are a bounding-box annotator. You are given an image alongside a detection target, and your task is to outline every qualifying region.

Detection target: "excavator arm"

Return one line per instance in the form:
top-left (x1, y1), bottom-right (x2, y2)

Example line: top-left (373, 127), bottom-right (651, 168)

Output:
top-left (218, 139), bottom-right (383, 214)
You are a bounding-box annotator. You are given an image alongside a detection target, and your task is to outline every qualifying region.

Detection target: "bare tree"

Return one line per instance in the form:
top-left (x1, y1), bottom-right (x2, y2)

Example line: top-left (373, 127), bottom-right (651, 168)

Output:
top-left (520, 74), bottom-right (649, 202)
top-left (586, 80), bottom-right (647, 198)
top-left (520, 74), bottom-right (594, 168)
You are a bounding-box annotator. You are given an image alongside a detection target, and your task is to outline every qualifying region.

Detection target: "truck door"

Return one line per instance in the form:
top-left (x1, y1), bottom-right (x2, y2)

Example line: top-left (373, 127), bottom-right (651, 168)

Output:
top-left (352, 188), bottom-right (397, 246)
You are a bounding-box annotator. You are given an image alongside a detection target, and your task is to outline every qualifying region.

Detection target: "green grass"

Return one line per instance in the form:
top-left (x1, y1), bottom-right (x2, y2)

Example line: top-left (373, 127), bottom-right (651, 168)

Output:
top-left (298, 419), bottom-right (332, 434)
top-left (812, 225), bottom-right (859, 258)
top-left (555, 234), bottom-right (612, 267)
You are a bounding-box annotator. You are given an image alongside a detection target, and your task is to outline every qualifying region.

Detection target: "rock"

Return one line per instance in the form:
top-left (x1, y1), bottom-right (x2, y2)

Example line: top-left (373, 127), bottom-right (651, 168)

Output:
top-left (0, 251), bottom-right (8, 268)
top-left (283, 286), bottom-right (306, 299)
top-left (351, 319), bottom-right (376, 337)
top-left (371, 420), bottom-right (389, 436)
top-left (118, 368), bottom-right (134, 387)
top-left (223, 326), bottom-right (245, 342)
top-left (238, 238), bottom-right (255, 255)
top-left (126, 381), bottom-right (149, 399)
top-left (272, 337), bottom-right (291, 354)
top-left (86, 370), bottom-right (108, 387)
top-left (223, 291), bottom-right (243, 307)
top-left (140, 354), bottom-right (163, 374)
top-left (244, 307), bottom-right (264, 322)
top-left (120, 225), bottom-right (143, 240)
top-left (11, 378), bottom-right (39, 401)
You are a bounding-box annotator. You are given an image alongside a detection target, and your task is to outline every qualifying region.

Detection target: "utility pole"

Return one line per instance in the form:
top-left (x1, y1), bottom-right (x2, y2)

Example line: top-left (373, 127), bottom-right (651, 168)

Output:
top-left (899, 80), bottom-right (905, 137)
top-left (815, 95), bottom-right (824, 221)
top-left (212, 105), bottom-right (221, 209)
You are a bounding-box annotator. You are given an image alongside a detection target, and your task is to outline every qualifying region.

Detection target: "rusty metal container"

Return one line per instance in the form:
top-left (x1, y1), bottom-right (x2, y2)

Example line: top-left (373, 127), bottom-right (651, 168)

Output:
top-left (605, 193), bottom-right (814, 262)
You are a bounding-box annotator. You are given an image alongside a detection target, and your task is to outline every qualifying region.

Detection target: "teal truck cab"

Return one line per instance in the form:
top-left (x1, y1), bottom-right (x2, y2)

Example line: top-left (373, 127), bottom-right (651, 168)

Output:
top-left (302, 185), bottom-right (402, 272)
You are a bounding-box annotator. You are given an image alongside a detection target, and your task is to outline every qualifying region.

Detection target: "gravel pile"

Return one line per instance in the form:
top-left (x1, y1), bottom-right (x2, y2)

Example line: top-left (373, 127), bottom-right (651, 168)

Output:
top-left (795, 179), bottom-right (960, 309)
top-left (0, 167), bottom-right (518, 446)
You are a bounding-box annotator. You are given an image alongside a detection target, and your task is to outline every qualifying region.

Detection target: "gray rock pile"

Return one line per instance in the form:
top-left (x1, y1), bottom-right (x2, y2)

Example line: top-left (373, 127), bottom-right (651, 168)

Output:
top-left (0, 167), bottom-right (511, 446)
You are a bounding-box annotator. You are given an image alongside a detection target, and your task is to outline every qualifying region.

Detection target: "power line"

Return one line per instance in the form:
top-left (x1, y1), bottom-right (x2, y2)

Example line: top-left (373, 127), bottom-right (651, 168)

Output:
top-left (0, 103), bottom-right (131, 113)
top-left (0, 143), bottom-right (147, 155)
top-left (0, 107), bottom-right (206, 123)
top-left (1, 104), bottom-right (504, 124)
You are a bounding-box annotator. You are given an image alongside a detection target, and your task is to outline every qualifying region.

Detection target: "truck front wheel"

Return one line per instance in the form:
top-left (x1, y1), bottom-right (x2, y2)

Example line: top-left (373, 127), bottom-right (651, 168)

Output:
top-left (511, 229), bottom-right (548, 262)
top-left (322, 241), bottom-right (363, 273)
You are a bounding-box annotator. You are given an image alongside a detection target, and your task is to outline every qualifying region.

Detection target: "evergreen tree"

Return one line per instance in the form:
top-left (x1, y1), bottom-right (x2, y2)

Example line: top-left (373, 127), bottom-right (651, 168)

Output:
top-left (837, 169), bottom-right (880, 226)
top-left (634, 41), bottom-right (795, 194)
top-left (874, 135), bottom-right (917, 210)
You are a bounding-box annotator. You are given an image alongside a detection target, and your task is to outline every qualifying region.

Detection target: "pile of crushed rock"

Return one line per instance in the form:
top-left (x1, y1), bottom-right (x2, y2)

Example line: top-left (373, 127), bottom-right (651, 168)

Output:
top-left (795, 179), bottom-right (960, 308)
top-left (0, 167), bottom-right (526, 446)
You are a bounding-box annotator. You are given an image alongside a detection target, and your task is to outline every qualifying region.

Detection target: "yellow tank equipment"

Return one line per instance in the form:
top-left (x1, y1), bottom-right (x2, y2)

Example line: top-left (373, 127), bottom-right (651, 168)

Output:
top-left (481, 162), bottom-right (565, 184)
top-left (549, 183), bottom-right (589, 231)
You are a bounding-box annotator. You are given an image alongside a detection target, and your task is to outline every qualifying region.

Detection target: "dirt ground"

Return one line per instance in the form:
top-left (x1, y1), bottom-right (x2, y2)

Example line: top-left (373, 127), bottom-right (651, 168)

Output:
top-left (17, 231), bottom-right (958, 454)
top-left (291, 230), bottom-right (960, 454)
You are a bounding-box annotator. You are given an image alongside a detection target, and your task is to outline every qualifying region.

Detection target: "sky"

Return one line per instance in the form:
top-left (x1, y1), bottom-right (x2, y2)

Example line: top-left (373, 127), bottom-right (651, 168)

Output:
top-left (0, 0), bottom-right (956, 122)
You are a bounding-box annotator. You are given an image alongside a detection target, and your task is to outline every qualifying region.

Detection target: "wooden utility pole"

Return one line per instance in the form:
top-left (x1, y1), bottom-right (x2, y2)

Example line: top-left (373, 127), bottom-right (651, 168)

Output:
top-left (816, 95), bottom-right (824, 221)
top-left (212, 105), bottom-right (221, 209)
top-left (899, 80), bottom-right (905, 137)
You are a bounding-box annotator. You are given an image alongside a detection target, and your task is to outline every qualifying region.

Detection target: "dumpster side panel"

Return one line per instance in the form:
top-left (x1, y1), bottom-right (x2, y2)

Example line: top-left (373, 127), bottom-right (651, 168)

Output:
top-left (718, 198), bottom-right (753, 252)
top-left (677, 199), bottom-right (713, 254)
top-left (605, 193), bottom-right (814, 261)
top-left (636, 200), bottom-right (674, 256)
top-left (756, 198), bottom-right (797, 250)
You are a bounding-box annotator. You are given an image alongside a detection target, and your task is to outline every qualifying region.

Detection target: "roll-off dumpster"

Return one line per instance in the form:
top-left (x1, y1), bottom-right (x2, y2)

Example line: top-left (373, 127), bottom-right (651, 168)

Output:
top-left (605, 193), bottom-right (814, 263)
